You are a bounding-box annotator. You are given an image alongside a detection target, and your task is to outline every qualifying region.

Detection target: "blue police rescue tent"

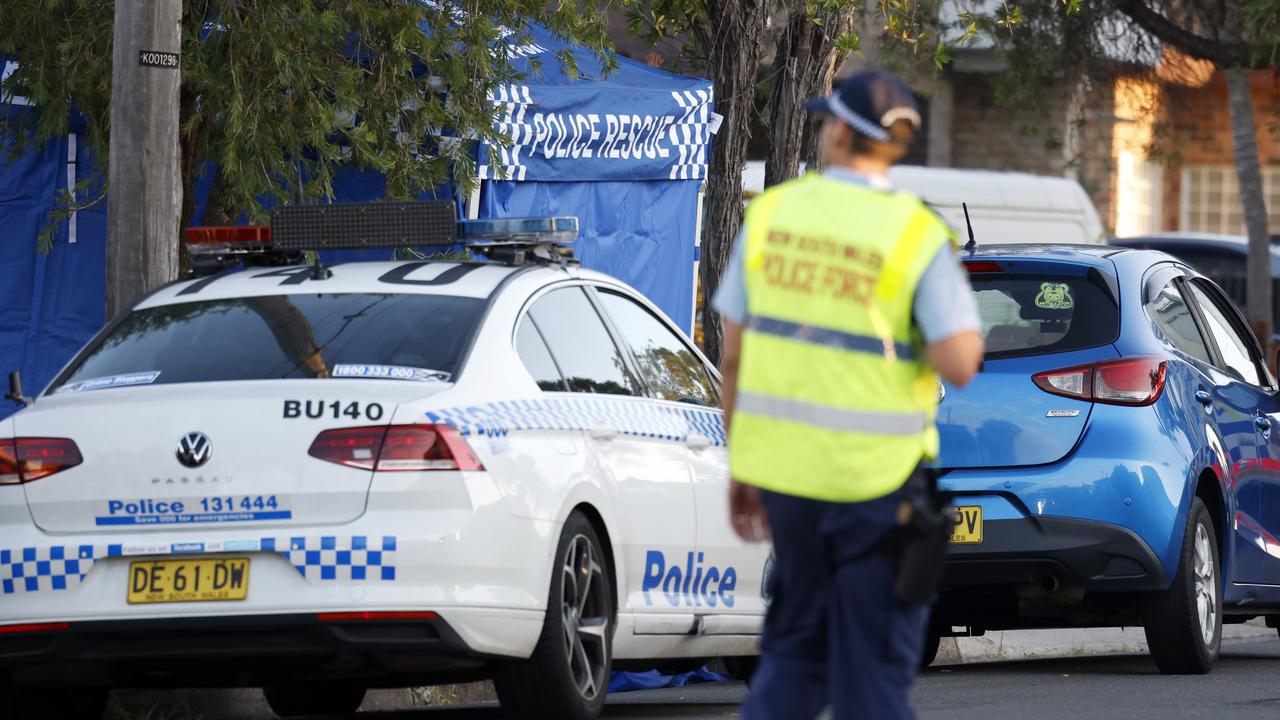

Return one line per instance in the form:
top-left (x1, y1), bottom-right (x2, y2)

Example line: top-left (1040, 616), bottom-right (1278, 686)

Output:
top-left (0, 32), bottom-right (713, 418)
top-left (474, 23), bottom-right (714, 336)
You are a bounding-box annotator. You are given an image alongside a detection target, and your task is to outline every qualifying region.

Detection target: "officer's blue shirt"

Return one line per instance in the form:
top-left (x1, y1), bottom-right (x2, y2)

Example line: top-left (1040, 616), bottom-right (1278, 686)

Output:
top-left (713, 167), bottom-right (981, 344)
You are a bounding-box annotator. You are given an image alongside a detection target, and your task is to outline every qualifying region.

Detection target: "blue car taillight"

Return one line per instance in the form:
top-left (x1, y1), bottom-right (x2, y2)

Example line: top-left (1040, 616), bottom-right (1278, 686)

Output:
top-left (1033, 357), bottom-right (1167, 407)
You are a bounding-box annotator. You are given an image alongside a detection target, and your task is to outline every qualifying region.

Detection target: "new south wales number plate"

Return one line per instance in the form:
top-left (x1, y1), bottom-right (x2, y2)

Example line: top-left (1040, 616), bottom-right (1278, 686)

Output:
top-left (951, 506), bottom-right (983, 544)
top-left (127, 557), bottom-right (249, 604)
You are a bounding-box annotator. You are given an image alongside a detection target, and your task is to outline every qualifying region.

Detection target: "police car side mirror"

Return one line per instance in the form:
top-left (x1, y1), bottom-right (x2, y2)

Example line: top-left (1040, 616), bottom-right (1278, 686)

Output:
top-left (6, 371), bottom-right (31, 408)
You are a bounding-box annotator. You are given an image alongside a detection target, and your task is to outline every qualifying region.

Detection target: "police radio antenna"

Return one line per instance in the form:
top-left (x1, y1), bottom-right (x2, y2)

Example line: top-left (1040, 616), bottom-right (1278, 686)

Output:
top-left (962, 202), bottom-right (977, 254)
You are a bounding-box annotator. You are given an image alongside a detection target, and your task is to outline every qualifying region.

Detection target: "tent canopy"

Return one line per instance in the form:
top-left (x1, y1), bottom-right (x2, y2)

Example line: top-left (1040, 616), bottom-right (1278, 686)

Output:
top-left (477, 24), bottom-right (714, 334)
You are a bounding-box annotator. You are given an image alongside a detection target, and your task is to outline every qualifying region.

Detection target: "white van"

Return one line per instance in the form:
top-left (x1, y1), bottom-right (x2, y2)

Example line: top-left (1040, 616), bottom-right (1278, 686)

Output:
top-left (741, 162), bottom-right (1106, 245)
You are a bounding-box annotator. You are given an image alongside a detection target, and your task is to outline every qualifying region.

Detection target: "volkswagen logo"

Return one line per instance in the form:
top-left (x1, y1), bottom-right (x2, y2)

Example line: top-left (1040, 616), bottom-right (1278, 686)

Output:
top-left (176, 432), bottom-right (212, 468)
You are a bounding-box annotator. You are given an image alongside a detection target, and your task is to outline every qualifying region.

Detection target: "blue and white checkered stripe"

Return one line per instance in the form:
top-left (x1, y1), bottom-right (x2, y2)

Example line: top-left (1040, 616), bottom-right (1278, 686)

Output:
top-left (262, 536), bottom-right (398, 583)
top-left (669, 88), bottom-right (712, 180)
top-left (0, 544), bottom-right (121, 595)
top-left (0, 536), bottom-right (399, 594)
top-left (427, 396), bottom-right (726, 447)
top-left (481, 84), bottom-right (534, 181)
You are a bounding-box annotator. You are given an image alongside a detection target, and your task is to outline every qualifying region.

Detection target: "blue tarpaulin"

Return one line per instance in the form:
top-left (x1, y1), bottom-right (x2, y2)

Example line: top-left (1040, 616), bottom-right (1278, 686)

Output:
top-left (0, 28), bottom-right (712, 419)
top-left (476, 23), bottom-right (713, 334)
top-left (0, 97), bottom-right (108, 417)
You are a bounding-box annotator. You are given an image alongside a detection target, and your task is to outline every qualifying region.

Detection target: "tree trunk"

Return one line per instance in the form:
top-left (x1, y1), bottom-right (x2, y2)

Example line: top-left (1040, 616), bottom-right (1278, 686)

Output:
top-left (1225, 66), bottom-right (1273, 356)
top-left (698, 0), bottom-right (770, 365)
top-left (765, 5), bottom-right (855, 188)
top-left (106, 1), bottom-right (183, 320)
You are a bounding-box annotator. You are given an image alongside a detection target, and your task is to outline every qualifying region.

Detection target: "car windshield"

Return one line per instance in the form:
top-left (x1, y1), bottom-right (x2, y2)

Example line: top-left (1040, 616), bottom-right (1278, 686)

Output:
top-left (969, 274), bottom-right (1119, 359)
top-left (54, 293), bottom-right (484, 391)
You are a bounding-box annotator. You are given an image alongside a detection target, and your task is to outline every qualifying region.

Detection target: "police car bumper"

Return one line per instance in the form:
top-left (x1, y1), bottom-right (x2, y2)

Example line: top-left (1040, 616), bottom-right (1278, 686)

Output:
top-left (0, 486), bottom-right (556, 683)
top-left (0, 611), bottom-right (507, 688)
top-left (939, 516), bottom-right (1168, 593)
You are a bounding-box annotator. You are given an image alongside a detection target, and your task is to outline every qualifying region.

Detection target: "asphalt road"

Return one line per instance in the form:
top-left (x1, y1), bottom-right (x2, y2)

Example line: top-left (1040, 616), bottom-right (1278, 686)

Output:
top-left (332, 636), bottom-right (1280, 719)
top-left (115, 634), bottom-right (1280, 719)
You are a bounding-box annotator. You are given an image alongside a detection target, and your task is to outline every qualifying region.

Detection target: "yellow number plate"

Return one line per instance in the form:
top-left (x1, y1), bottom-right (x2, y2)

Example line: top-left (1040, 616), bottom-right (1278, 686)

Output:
top-left (127, 557), bottom-right (249, 604)
top-left (951, 506), bottom-right (983, 544)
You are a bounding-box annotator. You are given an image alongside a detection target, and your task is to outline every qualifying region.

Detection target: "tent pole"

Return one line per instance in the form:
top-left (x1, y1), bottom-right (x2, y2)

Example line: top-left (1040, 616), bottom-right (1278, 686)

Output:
top-left (692, 181), bottom-right (706, 335)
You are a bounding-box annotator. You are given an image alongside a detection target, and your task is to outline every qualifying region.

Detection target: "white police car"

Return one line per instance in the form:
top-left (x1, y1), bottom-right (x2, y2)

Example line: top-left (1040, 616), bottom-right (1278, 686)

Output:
top-left (0, 204), bottom-right (769, 720)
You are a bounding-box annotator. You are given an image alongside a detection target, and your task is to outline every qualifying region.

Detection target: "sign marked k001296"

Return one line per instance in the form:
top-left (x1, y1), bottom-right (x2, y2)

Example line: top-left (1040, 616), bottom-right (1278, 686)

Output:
top-left (139, 50), bottom-right (179, 69)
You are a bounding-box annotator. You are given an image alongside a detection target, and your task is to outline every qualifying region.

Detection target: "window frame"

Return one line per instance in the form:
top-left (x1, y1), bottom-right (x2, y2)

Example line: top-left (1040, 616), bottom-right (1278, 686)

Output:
top-left (589, 286), bottom-right (721, 407)
top-left (512, 282), bottom-right (644, 397)
top-left (1142, 272), bottom-right (1215, 368)
top-left (1182, 276), bottom-right (1273, 390)
top-left (514, 315), bottom-right (570, 392)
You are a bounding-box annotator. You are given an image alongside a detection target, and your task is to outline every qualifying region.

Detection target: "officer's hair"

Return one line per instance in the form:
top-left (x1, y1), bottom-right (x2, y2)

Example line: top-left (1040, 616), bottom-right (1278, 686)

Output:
top-left (849, 119), bottom-right (916, 163)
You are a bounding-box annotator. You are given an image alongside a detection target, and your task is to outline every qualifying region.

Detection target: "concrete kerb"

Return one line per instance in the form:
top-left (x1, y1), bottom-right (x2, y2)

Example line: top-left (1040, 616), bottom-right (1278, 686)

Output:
top-left (930, 619), bottom-right (1275, 667)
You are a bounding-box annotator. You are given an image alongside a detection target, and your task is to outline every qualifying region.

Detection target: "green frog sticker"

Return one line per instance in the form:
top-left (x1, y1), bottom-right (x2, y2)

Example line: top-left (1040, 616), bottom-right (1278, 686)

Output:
top-left (1035, 282), bottom-right (1074, 310)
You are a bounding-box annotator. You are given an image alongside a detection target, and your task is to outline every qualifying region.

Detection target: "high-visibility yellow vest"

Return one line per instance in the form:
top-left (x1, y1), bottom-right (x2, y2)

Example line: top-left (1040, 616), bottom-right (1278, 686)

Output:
top-left (729, 173), bottom-right (955, 502)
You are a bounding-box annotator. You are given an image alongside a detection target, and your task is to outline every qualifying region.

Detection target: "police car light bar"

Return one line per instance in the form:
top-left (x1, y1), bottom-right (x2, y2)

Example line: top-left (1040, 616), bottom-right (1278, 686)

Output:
top-left (183, 226), bottom-right (273, 256)
top-left (183, 201), bottom-right (580, 271)
top-left (456, 217), bottom-right (579, 247)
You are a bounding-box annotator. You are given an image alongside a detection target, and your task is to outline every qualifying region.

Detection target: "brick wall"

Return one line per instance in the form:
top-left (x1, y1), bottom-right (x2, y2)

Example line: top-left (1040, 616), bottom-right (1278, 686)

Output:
top-left (949, 72), bottom-right (1071, 175)
top-left (1156, 70), bottom-right (1280, 233)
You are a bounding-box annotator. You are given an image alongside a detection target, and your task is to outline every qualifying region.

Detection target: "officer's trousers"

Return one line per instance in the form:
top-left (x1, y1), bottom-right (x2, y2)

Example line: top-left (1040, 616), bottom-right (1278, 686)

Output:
top-left (741, 478), bottom-right (928, 720)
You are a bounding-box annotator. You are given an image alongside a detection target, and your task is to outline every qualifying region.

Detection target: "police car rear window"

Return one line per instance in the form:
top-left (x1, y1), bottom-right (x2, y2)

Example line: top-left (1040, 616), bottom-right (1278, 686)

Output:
top-left (970, 275), bottom-right (1118, 359)
top-left (55, 294), bottom-right (484, 390)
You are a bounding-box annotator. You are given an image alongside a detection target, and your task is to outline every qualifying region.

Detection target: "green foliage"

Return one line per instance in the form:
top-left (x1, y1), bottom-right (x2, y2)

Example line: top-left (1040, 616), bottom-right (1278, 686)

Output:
top-left (0, 0), bottom-right (614, 233)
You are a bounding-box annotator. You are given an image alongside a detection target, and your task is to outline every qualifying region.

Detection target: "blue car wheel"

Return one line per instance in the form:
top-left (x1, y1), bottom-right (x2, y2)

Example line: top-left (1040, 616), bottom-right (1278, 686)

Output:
top-left (1140, 497), bottom-right (1222, 674)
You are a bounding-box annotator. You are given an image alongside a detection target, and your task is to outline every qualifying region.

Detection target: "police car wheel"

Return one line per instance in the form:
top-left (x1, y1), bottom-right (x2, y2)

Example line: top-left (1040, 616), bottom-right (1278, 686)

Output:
top-left (1140, 498), bottom-right (1221, 675)
top-left (262, 684), bottom-right (366, 717)
top-left (494, 512), bottom-right (613, 720)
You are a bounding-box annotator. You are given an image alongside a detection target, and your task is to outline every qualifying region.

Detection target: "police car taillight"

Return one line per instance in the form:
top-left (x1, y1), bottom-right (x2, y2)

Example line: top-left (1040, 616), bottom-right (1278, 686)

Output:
top-left (0, 438), bottom-right (83, 485)
top-left (308, 424), bottom-right (483, 472)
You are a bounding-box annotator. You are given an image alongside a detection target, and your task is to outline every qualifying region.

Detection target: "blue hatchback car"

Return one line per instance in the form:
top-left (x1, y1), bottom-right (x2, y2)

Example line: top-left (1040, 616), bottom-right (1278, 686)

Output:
top-left (928, 244), bottom-right (1280, 674)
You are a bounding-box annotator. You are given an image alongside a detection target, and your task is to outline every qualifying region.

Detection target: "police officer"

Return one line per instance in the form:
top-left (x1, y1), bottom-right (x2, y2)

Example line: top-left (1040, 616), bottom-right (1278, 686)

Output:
top-left (714, 70), bottom-right (984, 719)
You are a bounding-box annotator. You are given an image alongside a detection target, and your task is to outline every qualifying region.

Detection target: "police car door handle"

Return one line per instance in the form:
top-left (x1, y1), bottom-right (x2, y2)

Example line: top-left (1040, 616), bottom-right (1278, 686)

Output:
top-left (589, 426), bottom-right (620, 441)
top-left (1194, 390), bottom-right (1213, 407)
top-left (685, 434), bottom-right (711, 451)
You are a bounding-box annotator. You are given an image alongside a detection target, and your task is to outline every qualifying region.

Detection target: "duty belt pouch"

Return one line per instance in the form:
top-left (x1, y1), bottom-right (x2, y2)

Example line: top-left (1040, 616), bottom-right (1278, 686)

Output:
top-left (893, 468), bottom-right (953, 605)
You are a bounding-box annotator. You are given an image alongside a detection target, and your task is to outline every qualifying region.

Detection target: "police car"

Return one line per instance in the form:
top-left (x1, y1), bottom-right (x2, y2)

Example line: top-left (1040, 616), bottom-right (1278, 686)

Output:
top-left (0, 203), bottom-right (769, 719)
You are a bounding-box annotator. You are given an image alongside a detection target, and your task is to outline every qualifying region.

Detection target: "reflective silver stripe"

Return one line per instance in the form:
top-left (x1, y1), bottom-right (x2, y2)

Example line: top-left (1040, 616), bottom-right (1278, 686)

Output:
top-left (737, 392), bottom-right (926, 436)
top-left (826, 94), bottom-right (891, 141)
top-left (747, 315), bottom-right (912, 361)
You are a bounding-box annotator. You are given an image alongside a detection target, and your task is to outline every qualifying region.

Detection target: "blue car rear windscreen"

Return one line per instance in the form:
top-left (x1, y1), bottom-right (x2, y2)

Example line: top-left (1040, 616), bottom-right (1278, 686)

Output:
top-left (970, 274), bottom-right (1119, 360)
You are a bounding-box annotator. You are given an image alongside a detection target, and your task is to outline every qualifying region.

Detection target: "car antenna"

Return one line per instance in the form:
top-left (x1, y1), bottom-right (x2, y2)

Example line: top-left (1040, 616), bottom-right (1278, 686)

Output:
top-left (962, 202), bottom-right (977, 254)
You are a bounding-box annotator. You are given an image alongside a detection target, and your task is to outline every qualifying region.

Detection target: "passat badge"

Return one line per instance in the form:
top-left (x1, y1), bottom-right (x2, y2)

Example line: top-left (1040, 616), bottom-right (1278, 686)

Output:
top-left (176, 432), bottom-right (212, 468)
top-left (1046, 409), bottom-right (1080, 417)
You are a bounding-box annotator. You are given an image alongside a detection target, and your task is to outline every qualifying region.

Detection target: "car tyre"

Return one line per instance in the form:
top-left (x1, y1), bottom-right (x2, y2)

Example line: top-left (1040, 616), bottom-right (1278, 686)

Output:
top-left (494, 511), bottom-right (614, 720)
top-left (1141, 497), bottom-right (1221, 674)
top-left (262, 684), bottom-right (365, 717)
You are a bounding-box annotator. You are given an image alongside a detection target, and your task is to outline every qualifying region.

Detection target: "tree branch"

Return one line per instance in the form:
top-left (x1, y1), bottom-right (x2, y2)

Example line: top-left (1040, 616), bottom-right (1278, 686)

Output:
top-left (1108, 0), bottom-right (1243, 67)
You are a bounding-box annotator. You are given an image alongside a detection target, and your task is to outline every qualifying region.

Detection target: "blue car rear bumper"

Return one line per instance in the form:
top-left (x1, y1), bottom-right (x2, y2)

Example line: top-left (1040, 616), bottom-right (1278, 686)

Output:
top-left (941, 515), bottom-right (1168, 592)
top-left (936, 402), bottom-right (1200, 600)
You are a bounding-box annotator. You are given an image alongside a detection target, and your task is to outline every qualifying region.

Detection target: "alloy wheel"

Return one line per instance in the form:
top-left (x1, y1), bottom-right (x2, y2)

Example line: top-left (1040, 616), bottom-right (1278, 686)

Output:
top-left (561, 533), bottom-right (609, 701)
top-left (1193, 523), bottom-right (1217, 646)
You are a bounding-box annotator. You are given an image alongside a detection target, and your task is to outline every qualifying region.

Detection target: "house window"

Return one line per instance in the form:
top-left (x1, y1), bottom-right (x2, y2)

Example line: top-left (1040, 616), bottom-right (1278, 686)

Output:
top-left (1115, 151), bottom-right (1164, 236)
top-left (1180, 164), bottom-right (1280, 235)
